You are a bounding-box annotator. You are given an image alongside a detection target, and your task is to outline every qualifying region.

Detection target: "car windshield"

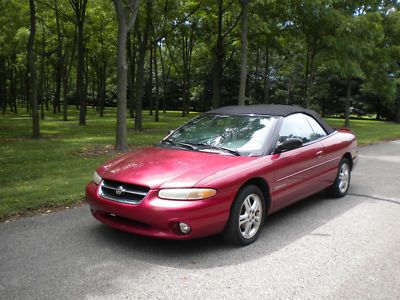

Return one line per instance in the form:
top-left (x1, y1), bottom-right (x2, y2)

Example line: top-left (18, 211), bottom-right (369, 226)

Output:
top-left (164, 114), bottom-right (277, 156)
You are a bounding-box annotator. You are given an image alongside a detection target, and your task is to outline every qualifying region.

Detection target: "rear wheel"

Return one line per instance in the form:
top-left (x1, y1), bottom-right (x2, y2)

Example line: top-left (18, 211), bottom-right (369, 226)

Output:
top-left (328, 157), bottom-right (351, 198)
top-left (223, 185), bottom-right (266, 246)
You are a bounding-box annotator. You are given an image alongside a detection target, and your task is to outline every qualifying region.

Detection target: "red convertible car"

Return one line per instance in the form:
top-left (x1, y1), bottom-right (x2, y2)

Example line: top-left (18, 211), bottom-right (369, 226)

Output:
top-left (86, 105), bottom-right (358, 245)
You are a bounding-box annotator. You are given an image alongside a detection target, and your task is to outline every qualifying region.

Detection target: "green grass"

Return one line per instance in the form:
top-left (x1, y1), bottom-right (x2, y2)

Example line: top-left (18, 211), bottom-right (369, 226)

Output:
top-left (326, 118), bottom-right (400, 145)
top-left (0, 108), bottom-right (399, 219)
top-left (0, 107), bottom-right (195, 219)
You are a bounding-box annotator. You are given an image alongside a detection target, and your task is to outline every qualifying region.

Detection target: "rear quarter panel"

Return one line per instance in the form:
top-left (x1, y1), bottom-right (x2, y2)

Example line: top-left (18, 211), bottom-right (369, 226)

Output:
top-left (320, 131), bottom-right (358, 183)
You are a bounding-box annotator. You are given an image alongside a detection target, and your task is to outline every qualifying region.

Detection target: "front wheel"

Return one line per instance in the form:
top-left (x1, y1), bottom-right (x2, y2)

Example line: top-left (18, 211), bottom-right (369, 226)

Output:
top-left (222, 185), bottom-right (266, 246)
top-left (327, 157), bottom-right (351, 198)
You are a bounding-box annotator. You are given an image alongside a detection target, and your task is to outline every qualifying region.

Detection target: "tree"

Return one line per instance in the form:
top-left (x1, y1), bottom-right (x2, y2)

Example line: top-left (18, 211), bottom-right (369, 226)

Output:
top-left (321, 4), bottom-right (383, 127)
top-left (1, 0), bottom-right (400, 125)
top-left (134, 0), bottom-right (152, 131)
top-left (238, 0), bottom-right (249, 106)
top-left (362, 5), bottom-right (400, 122)
top-left (112, 0), bottom-right (140, 151)
top-left (288, 0), bottom-right (337, 108)
top-left (69, 0), bottom-right (88, 126)
top-left (27, 0), bottom-right (39, 138)
top-left (153, 40), bottom-right (160, 122)
top-left (53, 0), bottom-right (63, 115)
top-left (211, 0), bottom-right (241, 108)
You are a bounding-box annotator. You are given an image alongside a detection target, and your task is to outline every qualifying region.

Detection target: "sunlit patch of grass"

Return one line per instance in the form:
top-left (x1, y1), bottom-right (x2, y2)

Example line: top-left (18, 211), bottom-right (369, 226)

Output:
top-left (326, 118), bottom-right (400, 145)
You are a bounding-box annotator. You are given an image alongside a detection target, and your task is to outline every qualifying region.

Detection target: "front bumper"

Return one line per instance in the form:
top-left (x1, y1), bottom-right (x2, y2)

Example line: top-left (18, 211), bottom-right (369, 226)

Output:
top-left (86, 182), bottom-right (236, 240)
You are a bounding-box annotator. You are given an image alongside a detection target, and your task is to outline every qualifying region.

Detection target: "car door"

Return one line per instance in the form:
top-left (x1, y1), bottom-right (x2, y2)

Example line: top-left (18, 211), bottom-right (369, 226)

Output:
top-left (270, 113), bottom-right (327, 212)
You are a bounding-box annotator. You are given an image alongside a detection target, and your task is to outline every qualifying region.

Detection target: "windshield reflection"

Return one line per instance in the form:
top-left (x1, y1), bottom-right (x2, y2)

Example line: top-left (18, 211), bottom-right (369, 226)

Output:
top-left (167, 114), bottom-right (277, 156)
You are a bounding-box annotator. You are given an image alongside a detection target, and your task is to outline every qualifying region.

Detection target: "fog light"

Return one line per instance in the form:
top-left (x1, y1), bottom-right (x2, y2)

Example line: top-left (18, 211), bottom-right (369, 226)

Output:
top-left (179, 222), bottom-right (191, 234)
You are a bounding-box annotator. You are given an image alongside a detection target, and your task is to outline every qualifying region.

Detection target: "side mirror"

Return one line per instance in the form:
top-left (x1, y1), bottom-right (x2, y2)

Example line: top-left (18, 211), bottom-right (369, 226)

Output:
top-left (274, 138), bottom-right (303, 153)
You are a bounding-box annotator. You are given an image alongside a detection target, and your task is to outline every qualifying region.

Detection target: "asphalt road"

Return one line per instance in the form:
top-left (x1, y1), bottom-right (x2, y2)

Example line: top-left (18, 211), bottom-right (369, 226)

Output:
top-left (1, 141), bottom-right (400, 300)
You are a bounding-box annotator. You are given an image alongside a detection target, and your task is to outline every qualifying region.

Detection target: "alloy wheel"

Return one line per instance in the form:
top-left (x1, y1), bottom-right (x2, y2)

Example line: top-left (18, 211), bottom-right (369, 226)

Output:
top-left (238, 193), bottom-right (262, 239)
top-left (338, 163), bottom-right (350, 194)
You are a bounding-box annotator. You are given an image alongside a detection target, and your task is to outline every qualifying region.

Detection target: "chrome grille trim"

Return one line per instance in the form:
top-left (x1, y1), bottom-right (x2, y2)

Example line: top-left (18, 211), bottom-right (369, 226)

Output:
top-left (99, 179), bottom-right (149, 205)
top-left (101, 181), bottom-right (147, 196)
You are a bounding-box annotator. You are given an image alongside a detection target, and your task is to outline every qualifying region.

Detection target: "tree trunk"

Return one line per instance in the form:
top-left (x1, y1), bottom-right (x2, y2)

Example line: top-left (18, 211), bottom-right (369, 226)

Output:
top-left (396, 86), bottom-right (400, 123)
top-left (376, 98), bottom-right (381, 120)
top-left (113, 0), bottom-right (140, 150)
top-left (84, 46), bottom-right (89, 109)
top-left (40, 25), bottom-right (46, 120)
top-left (0, 57), bottom-right (5, 114)
top-left (181, 35), bottom-right (188, 116)
top-left (102, 64), bottom-right (106, 116)
top-left (27, 0), bottom-right (40, 138)
top-left (238, 0), bottom-right (248, 106)
top-left (78, 2), bottom-right (87, 125)
top-left (62, 26), bottom-right (76, 121)
top-left (10, 54), bottom-right (17, 113)
top-left (212, 0), bottom-right (224, 109)
top-left (148, 45), bottom-right (153, 116)
top-left (134, 0), bottom-right (151, 131)
top-left (344, 78), bottom-right (351, 128)
top-left (54, 0), bottom-right (62, 114)
top-left (45, 61), bottom-right (50, 111)
top-left (252, 46), bottom-right (260, 103)
top-left (182, 22), bottom-right (196, 116)
top-left (153, 40), bottom-right (160, 122)
top-left (396, 100), bottom-right (400, 123)
top-left (115, 25), bottom-right (129, 151)
top-left (70, 0), bottom-right (88, 125)
top-left (263, 47), bottom-right (270, 104)
top-left (62, 66), bottom-right (69, 121)
top-left (91, 76), bottom-right (95, 108)
top-left (98, 65), bottom-right (106, 117)
top-left (98, 30), bottom-right (107, 118)
top-left (135, 31), bottom-right (145, 131)
top-left (304, 45), bottom-right (315, 109)
top-left (40, 93), bottom-right (45, 119)
top-left (158, 44), bottom-right (167, 113)
top-left (127, 32), bottom-right (136, 119)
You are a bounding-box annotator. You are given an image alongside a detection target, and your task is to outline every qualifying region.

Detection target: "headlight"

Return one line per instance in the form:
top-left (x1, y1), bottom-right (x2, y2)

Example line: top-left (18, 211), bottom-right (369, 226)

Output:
top-left (92, 171), bottom-right (102, 185)
top-left (158, 188), bottom-right (217, 200)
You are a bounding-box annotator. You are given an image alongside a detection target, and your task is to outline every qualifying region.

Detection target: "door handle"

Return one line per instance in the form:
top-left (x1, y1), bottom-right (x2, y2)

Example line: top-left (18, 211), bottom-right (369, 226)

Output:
top-left (315, 150), bottom-right (324, 158)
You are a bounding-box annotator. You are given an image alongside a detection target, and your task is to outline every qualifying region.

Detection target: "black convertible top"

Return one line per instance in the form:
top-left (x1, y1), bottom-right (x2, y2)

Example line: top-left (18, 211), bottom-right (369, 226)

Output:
top-left (206, 104), bottom-right (335, 134)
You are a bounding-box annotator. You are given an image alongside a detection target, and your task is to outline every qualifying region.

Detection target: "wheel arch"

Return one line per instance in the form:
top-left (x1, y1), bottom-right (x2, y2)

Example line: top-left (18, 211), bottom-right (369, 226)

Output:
top-left (238, 177), bottom-right (271, 213)
top-left (343, 152), bottom-right (353, 170)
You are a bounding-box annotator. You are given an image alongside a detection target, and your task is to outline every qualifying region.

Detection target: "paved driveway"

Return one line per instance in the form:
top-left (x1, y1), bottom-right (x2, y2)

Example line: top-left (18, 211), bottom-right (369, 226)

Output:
top-left (1, 141), bottom-right (400, 299)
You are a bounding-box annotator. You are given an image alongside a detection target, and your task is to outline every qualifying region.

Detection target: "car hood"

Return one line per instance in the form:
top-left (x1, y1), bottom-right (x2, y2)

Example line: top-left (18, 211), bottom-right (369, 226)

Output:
top-left (98, 146), bottom-right (253, 189)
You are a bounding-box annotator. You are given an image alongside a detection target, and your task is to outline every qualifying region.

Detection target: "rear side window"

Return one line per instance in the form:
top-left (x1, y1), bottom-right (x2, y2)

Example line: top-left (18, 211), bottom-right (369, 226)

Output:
top-left (304, 115), bottom-right (327, 139)
top-left (278, 113), bottom-right (325, 144)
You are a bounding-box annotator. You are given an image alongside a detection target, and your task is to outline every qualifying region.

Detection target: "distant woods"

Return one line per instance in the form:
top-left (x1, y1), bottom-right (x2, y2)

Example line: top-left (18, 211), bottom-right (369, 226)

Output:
top-left (1, 0), bottom-right (400, 142)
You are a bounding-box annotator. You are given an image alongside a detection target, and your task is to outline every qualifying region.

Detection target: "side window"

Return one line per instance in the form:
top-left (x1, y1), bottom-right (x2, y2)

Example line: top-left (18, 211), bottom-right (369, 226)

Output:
top-left (278, 114), bottom-right (316, 144)
top-left (304, 115), bottom-right (327, 139)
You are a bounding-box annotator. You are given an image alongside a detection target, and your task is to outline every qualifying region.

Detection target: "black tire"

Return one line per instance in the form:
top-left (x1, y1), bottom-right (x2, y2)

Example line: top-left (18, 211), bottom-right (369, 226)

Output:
top-left (327, 157), bottom-right (351, 198)
top-left (222, 185), bottom-right (266, 246)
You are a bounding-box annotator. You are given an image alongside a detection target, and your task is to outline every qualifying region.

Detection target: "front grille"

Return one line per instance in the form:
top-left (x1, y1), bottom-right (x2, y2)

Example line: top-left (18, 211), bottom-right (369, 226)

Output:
top-left (99, 179), bottom-right (149, 204)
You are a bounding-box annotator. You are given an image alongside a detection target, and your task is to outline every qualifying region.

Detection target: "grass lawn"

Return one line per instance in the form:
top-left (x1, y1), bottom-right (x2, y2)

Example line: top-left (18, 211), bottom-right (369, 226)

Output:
top-left (0, 107), bottom-right (195, 220)
top-left (326, 118), bottom-right (400, 145)
top-left (0, 107), bottom-right (399, 220)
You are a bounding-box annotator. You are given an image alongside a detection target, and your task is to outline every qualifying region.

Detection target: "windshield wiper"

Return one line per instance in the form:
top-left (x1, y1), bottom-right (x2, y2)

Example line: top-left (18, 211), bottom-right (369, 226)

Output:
top-left (162, 139), bottom-right (198, 151)
top-left (191, 143), bottom-right (240, 156)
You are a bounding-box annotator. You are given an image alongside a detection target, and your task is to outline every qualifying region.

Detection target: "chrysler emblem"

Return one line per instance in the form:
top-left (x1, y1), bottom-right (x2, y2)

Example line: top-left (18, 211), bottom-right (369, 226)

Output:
top-left (115, 186), bottom-right (125, 196)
